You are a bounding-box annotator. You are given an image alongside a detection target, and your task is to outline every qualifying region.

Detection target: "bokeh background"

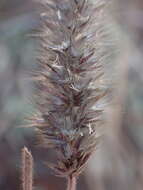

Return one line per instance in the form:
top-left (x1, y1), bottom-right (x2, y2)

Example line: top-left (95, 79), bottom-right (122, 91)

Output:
top-left (0, 0), bottom-right (143, 190)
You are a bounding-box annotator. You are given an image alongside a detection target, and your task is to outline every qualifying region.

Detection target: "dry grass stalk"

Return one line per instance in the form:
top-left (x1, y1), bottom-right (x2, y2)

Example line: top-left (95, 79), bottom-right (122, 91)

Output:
top-left (21, 147), bottom-right (33, 190)
top-left (67, 175), bottom-right (77, 190)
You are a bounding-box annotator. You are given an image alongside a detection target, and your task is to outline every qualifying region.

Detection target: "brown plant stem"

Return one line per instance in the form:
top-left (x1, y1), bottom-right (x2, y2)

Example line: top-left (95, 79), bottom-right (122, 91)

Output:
top-left (21, 147), bottom-right (33, 190)
top-left (67, 176), bottom-right (77, 190)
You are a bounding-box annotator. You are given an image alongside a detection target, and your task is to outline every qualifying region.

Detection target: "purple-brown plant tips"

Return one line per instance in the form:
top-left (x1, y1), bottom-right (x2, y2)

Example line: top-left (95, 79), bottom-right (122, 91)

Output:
top-left (30, 0), bottom-right (109, 189)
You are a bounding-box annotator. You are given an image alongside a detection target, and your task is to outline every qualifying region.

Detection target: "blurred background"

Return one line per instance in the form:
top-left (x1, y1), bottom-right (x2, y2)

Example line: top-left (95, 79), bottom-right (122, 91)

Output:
top-left (0, 0), bottom-right (143, 190)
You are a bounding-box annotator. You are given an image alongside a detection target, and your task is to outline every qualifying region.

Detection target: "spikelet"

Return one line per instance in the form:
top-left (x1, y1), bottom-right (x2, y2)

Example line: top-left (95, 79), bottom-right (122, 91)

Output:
top-left (30, 0), bottom-right (110, 180)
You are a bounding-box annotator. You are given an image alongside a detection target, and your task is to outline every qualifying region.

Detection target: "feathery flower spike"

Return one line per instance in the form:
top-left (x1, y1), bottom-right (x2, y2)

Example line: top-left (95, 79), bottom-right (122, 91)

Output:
top-left (30, 0), bottom-right (110, 189)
